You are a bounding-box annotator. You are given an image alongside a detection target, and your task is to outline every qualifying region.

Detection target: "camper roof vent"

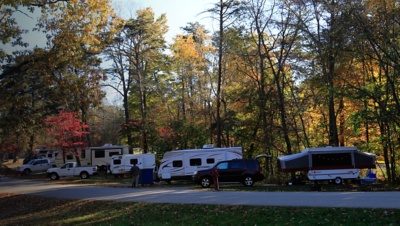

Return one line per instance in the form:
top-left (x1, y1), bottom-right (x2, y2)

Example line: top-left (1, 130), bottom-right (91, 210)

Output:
top-left (103, 143), bottom-right (113, 147)
top-left (203, 144), bottom-right (214, 149)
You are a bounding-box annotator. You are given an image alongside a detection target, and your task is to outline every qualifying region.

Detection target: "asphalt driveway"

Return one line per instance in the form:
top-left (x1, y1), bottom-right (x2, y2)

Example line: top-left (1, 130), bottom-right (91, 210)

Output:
top-left (1, 177), bottom-right (400, 209)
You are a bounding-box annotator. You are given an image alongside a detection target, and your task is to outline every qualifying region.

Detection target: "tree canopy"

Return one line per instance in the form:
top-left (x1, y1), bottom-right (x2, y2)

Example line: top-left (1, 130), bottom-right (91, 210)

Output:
top-left (1, 0), bottom-right (400, 183)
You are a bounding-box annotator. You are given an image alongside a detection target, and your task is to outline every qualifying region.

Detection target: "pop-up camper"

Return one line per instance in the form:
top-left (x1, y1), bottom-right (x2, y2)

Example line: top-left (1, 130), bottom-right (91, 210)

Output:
top-left (277, 146), bottom-right (376, 184)
top-left (158, 145), bottom-right (242, 181)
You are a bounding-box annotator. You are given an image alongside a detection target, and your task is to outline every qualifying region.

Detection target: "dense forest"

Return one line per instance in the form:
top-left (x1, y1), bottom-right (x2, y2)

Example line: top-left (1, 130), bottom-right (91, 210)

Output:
top-left (0, 0), bottom-right (399, 183)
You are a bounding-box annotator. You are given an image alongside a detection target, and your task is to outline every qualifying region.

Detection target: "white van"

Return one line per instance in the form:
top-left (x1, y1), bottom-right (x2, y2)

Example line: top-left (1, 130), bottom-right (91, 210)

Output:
top-left (158, 145), bottom-right (242, 181)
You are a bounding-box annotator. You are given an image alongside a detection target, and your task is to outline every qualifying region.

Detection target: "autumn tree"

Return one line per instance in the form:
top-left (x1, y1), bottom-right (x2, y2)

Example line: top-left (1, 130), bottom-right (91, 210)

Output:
top-left (104, 7), bottom-right (168, 152)
top-left (44, 111), bottom-right (89, 166)
top-left (206, 0), bottom-right (242, 147)
top-left (345, 0), bottom-right (400, 183)
top-left (0, 0), bottom-right (122, 155)
top-left (169, 22), bottom-right (214, 149)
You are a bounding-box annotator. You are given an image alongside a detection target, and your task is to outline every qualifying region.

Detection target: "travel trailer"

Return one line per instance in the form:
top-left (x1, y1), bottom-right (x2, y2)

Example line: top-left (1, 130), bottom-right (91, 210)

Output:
top-left (109, 154), bottom-right (156, 176)
top-left (55, 144), bottom-right (130, 170)
top-left (157, 145), bottom-right (243, 181)
top-left (87, 145), bottom-right (129, 170)
top-left (277, 146), bottom-right (376, 184)
top-left (35, 148), bottom-right (60, 164)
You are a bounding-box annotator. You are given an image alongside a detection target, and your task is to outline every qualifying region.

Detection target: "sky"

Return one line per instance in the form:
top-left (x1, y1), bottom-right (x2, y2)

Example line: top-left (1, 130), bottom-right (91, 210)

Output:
top-left (4, 0), bottom-right (218, 52)
top-left (117, 0), bottom-right (218, 43)
top-left (3, 1), bottom-right (219, 105)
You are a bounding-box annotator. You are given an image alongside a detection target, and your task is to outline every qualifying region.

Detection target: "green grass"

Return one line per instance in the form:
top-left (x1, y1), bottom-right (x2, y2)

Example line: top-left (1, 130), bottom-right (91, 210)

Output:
top-left (1, 193), bottom-right (400, 226)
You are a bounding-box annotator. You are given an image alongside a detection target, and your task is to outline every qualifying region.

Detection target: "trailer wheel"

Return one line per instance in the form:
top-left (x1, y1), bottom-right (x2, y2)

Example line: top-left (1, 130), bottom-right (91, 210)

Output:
top-left (50, 172), bottom-right (59, 180)
top-left (200, 176), bottom-right (212, 188)
top-left (243, 176), bottom-right (254, 187)
top-left (334, 177), bottom-right (342, 185)
top-left (80, 171), bottom-right (90, 179)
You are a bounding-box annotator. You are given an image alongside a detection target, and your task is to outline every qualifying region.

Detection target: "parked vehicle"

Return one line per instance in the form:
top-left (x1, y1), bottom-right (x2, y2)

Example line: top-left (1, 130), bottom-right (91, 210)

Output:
top-left (193, 157), bottom-right (266, 188)
top-left (277, 146), bottom-right (376, 184)
top-left (17, 158), bottom-right (56, 175)
top-left (158, 144), bottom-right (242, 181)
top-left (47, 162), bottom-right (98, 180)
top-left (36, 148), bottom-right (60, 164)
top-left (109, 154), bottom-right (156, 176)
top-left (54, 144), bottom-right (130, 170)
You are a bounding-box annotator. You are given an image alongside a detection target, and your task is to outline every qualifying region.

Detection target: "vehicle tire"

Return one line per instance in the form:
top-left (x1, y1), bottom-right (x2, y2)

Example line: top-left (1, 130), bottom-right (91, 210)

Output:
top-left (334, 177), bottom-right (342, 185)
top-left (50, 173), bottom-right (59, 180)
top-left (23, 169), bottom-right (31, 176)
top-left (80, 171), bottom-right (90, 179)
top-left (200, 176), bottom-right (212, 188)
top-left (243, 175), bottom-right (254, 187)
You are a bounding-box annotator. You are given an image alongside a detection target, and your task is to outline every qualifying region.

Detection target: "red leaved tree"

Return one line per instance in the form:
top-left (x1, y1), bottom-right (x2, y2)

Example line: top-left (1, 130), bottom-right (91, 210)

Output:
top-left (44, 111), bottom-right (89, 166)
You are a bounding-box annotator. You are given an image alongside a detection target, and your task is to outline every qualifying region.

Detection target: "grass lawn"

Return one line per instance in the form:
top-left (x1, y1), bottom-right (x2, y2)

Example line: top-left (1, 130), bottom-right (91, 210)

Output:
top-left (0, 193), bottom-right (400, 226)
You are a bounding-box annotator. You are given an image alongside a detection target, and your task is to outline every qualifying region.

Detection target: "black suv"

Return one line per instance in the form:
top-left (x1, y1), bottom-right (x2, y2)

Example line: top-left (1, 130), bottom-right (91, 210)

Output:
top-left (193, 158), bottom-right (265, 187)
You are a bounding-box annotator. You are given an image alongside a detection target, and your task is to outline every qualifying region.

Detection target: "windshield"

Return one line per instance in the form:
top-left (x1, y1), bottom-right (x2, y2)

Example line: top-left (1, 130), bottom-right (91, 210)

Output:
top-left (26, 160), bottom-right (35, 165)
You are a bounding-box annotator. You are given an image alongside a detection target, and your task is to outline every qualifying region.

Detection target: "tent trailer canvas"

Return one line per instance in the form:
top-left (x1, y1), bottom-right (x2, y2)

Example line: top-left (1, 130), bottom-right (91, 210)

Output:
top-left (277, 146), bottom-right (376, 184)
top-left (158, 145), bottom-right (243, 181)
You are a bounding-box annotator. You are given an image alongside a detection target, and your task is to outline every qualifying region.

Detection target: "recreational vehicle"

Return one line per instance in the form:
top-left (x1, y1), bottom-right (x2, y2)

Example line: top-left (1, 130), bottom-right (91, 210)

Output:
top-left (87, 145), bottom-right (129, 170)
top-left (157, 145), bottom-right (243, 181)
top-left (55, 144), bottom-right (130, 170)
top-left (109, 154), bottom-right (156, 176)
top-left (35, 149), bottom-right (60, 164)
top-left (277, 146), bottom-right (376, 184)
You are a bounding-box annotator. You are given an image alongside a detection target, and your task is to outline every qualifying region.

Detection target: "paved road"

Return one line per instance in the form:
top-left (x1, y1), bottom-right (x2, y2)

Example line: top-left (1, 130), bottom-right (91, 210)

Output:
top-left (1, 177), bottom-right (400, 209)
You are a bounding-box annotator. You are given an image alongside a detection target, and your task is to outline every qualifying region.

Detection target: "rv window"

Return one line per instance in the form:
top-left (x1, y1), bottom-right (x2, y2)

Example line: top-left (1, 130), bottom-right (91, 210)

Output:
top-left (47, 154), bottom-right (53, 158)
top-left (130, 159), bottom-right (138, 165)
top-left (312, 153), bottom-right (352, 167)
top-left (109, 151), bottom-right (120, 157)
top-left (67, 155), bottom-right (74, 160)
top-left (95, 150), bottom-right (105, 158)
top-left (114, 159), bottom-right (122, 165)
top-left (190, 158), bottom-right (202, 166)
top-left (80, 150), bottom-right (85, 158)
top-left (172, 161), bottom-right (183, 167)
top-left (206, 158), bottom-right (215, 164)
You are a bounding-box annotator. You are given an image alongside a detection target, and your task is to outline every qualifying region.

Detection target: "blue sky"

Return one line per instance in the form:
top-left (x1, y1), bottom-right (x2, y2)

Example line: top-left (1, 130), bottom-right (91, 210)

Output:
top-left (4, 0), bottom-right (218, 52)
top-left (119, 0), bottom-right (217, 42)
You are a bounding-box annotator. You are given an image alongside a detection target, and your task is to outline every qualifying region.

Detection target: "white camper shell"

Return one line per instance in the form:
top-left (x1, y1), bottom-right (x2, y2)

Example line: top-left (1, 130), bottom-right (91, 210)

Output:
top-left (158, 145), bottom-right (243, 181)
top-left (277, 146), bottom-right (376, 184)
top-left (109, 154), bottom-right (156, 176)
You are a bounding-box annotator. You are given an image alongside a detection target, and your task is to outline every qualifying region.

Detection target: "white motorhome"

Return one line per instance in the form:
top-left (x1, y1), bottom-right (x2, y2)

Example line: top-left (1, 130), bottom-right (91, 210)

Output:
top-left (55, 144), bottom-right (130, 170)
top-left (277, 146), bottom-right (376, 184)
top-left (157, 145), bottom-right (243, 181)
top-left (109, 154), bottom-right (156, 176)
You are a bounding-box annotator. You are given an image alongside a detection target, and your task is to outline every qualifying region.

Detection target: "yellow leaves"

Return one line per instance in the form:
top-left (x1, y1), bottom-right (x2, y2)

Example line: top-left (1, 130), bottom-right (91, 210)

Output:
top-left (172, 34), bottom-right (199, 60)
